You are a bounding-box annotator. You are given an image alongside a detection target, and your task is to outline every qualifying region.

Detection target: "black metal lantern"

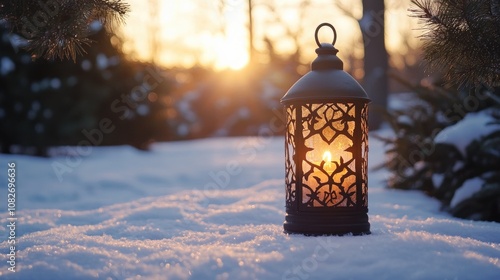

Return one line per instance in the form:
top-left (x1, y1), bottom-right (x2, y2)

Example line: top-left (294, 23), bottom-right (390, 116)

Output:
top-left (281, 23), bottom-right (370, 235)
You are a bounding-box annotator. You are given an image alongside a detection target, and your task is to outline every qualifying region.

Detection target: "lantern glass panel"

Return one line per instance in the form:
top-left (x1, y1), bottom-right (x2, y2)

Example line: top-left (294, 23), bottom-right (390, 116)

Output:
top-left (301, 102), bottom-right (357, 207)
top-left (284, 102), bottom-right (369, 210)
top-left (285, 105), bottom-right (297, 207)
top-left (361, 103), bottom-right (368, 207)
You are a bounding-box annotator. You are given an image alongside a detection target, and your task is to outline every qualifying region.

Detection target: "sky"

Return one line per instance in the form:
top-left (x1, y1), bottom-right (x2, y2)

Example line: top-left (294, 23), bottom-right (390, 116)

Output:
top-left (118, 0), bottom-right (419, 71)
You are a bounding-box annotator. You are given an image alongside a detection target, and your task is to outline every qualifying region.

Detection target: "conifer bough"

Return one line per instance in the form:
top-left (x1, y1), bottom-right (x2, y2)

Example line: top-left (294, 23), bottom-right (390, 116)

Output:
top-left (410, 0), bottom-right (500, 88)
top-left (0, 0), bottom-right (129, 61)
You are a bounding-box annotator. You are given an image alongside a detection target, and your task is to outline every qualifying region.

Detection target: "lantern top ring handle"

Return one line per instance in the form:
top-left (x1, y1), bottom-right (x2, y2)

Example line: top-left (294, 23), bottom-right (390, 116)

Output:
top-left (315, 23), bottom-right (337, 47)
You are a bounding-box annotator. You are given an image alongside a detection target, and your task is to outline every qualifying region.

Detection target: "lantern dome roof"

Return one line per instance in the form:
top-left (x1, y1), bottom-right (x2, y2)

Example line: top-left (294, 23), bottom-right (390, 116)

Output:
top-left (281, 42), bottom-right (370, 104)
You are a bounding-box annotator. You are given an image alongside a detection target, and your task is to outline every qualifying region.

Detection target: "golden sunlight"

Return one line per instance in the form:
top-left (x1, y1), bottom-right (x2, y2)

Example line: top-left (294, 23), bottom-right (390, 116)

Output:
top-left (213, 35), bottom-right (249, 70)
top-left (118, 0), bottom-right (417, 71)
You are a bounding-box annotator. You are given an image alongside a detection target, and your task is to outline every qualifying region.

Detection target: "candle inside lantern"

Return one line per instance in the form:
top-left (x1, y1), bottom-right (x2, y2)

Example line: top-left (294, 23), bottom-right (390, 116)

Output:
top-left (322, 151), bottom-right (333, 172)
top-left (304, 137), bottom-right (357, 206)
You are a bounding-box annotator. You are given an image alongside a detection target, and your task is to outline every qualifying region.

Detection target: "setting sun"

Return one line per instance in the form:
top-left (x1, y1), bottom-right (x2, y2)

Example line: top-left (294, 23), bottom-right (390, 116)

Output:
top-left (118, 0), bottom-right (417, 72)
top-left (213, 36), bottom-right (249, 70)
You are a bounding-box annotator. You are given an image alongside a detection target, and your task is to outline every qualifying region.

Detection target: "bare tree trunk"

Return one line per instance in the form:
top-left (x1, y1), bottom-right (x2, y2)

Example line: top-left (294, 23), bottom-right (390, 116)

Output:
top-left (248, 0), bottom-right (254, 65)
top-left (149, 0), bottom-right (159, 64)
top-left (360, 0), bottom-right (388, 130)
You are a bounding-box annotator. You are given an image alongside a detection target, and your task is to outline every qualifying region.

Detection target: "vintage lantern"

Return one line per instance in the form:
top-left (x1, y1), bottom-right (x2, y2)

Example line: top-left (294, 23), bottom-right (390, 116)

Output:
top-left (281, 23), bottom-right (370, 235)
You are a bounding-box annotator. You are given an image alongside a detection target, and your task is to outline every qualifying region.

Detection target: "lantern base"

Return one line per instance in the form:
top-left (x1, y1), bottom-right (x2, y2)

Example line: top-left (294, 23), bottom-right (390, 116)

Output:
top-left (284, 209), bottom-right (370, 236)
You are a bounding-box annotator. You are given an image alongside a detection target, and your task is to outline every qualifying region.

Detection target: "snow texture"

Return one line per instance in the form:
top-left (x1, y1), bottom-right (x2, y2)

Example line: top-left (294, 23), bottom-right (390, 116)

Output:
top-left (1, 137), bottom-right (499, 279)
top-left (450, 177), bottom-right (484, 208)
top-left (435, 109), bottom-right (500, 156)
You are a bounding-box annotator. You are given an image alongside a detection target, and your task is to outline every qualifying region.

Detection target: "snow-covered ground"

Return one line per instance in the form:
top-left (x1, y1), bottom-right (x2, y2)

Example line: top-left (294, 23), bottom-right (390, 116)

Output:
top-left (1, 135), bottom-right (499, 279)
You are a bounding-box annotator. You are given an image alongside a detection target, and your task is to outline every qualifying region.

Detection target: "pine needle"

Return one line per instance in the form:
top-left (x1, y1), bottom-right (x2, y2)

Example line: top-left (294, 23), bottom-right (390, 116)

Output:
top-left (410, 0), bottom-right (500, 88)
top-left (0, 0), bottom-right (129, 61)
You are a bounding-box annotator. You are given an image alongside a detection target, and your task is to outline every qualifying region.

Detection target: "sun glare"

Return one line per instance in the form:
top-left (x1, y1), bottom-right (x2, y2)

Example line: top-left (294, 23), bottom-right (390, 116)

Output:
top-left (121, 0), bottom-right (415, 72)
top-left (213, 38), bottom-right (249, 71)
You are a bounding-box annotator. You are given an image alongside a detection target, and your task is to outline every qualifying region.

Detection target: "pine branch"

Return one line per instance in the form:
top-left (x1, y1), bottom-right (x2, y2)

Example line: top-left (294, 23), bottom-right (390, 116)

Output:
top-left (0, 0), bottom-right (129, 61)
top-left (410, 0), bottom-right (500, 88)
top-left (409, 0), bottom-right (441, 24)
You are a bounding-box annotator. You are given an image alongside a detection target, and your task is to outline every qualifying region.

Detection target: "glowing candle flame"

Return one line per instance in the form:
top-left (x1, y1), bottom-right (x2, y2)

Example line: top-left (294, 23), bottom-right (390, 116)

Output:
top-left (322, 151), bottom-right (332, 169)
